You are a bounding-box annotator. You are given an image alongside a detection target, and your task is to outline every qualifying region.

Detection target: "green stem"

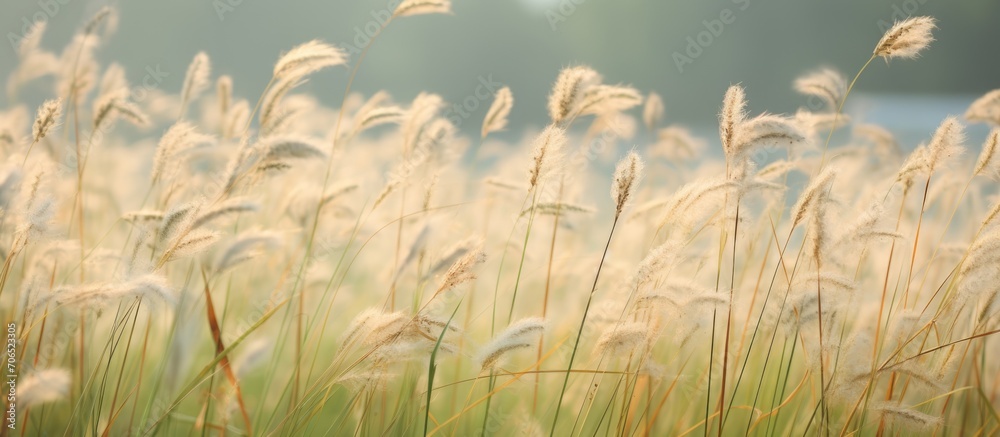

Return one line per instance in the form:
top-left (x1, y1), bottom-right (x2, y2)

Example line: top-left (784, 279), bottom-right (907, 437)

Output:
top-left (549, 214), bottom-right (621, 436)
top-left (818, 54), bottom-right (876, 170)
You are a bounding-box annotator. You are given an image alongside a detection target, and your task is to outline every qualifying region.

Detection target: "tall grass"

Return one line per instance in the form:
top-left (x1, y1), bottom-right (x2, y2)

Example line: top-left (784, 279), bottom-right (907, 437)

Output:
top-left (1, 6), bottom-right (998, 436)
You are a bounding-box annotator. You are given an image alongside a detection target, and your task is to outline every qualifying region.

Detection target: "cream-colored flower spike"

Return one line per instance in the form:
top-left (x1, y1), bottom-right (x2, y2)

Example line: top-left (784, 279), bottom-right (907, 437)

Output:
top-left (393, 0), bottom-right (452, 19)
top-left (874, 16), bottom-right (936, 59)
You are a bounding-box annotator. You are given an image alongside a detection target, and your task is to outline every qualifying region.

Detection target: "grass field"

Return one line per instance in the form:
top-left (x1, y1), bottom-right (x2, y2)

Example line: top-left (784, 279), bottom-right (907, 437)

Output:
top-left (1, 4), bottom-right (999, 436)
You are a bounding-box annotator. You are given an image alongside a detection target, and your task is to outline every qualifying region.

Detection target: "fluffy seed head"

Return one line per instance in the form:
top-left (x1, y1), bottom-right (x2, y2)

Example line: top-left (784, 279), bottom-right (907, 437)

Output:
top-left (527, 125), bottom-right (567, 190)
top-left (595, 323), bottom-right (648, 356)
top-left (32, 98), bottom-right (62, 143)
top-left (548, 66), bottom-right (601, 124)
top-left (792, 167), bottom-right (836, 227)
top-left (273, 40), bottom-right (347, 82)
top-left (719, 85), bottom-right (747, 158)
top-left (478, 317), bottom-right (544, 371)
top-left (180, 51), bottom-right (211, 116)
top-left (573, 85), bottom-right (643, 118)
top-left (16, 369), bottom-right (71, 408)
top-left (793, 68), bottom-right (846, 110)
top-left (393, 0), bottom-right (452, 18)
top-left (434, 244), bottom-right (486, 296)
top-left (974, 129), bottom-right (999, 177)
top-left (611, 150), bottom-right (644, 216)
top-left (643, 92), bottom-right (665, 131)
top-left (926, 116), bottom-right (965, 172)
top-left (874, 16), bottom-right (936, 59)
top-left (870, 404), bottom-right (941, 430)
top-left (965, 89), bottom-right (1000, 126)
top-left (481, 86), bottom-right (513, 138)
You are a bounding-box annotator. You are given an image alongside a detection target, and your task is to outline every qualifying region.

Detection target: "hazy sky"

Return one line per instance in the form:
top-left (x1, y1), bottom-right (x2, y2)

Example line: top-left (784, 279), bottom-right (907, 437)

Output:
top-left (3, 0), bottom-right (998, 143)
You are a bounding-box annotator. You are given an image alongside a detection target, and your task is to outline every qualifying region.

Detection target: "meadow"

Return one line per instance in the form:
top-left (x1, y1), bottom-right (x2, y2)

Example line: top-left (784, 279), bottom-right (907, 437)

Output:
top-left (1, 3), bottom-right (999, 436)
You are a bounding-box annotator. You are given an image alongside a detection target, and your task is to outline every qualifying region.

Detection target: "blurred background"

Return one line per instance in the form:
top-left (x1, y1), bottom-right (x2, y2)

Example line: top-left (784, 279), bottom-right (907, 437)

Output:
top-left (2, 0), bottom-right (998, 145)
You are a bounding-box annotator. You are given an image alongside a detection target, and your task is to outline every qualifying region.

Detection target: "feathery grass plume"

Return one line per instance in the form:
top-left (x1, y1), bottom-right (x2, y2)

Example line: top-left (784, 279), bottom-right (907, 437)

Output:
top-left (719, 85), bottom-right (748, 160)
top-left (98, 63), bottom-right (128, 100)
top-left (595, 323), bottom-right (648, 356)
top-left (478, 317), bottom-right (545, 371)
top-left (163, 229), bottom-right (221, 263)
top-left (402, 93), bottom-right (444, 152)
top-left (158, 200), bottom-right (202, 244)
top-left (125, 229), bottom-right (151, 277)
top-left (434, 243), bottom-right (486, 295)
top-left (870, 404), bottom-right (941, 430)
top-left (92, 94), bottom-right (149, 129)
top-left (349, 91), bottom-right (405, 139)
top-left (793, 68), bottom-right (846, 110)
top-left (82, 6), bottom-right (116, 36)
top-left (14, 196), bottom-right (55, 252)
top-left (960, 228), bottom-right (1000, 277)
top-left (16, 21), bottom-right (47, 58)
top-left (926, 116), bottom-right (965, 173)
top-left (122, 210), bottom-right (164, 224)
top-left (258, 77), bottom-right (304, 135)
top-left (482, 86), bottom-right (513, 138)
top-left (372, 150), bottom-right (430, 210)
top-left (393, 0), bottom-right (452, 18)
top-left (965, 89), bottom-right (1000, 125)
top-left (627, 240), bottom-right (682, 291)
top-left (653, 179), bottom-right (737, 232)
top-left (527, 124), bottom-right (567, 190)
top-left (974, 129), bottom-right (999, 177)
top-left (224, 100), bottom-right (250, 139)
top-left (318, 182), bottom-right (359, 211)
top-left (420, 236), bottom-right (480, 281)
top-left (212, 231), bottom-right (282, 275)
top-left (519, 202), bottom-right (594, 218)
top-left (874, 16), bottom-right (936, 60)
top-left (643, 92), bottom-right (665, 131)
top-left (895, 145), bottom-right (929, 186)
top-left (393, 223), bottom-right (436, 282)
top-left (257, 134), bottom-right (327, 163)
top-left (414, 117), bottom-right (457, 158)
top-left (795, 109), bottom-right (850, 139)
top-left (983, 200), bottom-right (1000, 230)
top-left (191, 198), bottom-right (259, 229)
top-left (272, 40), bottom-right (347, 82)
top-left (572, 84), bottom-right (643, 118)
top-left (35, 274), bottom-right (175, 309)
top-left (180, 52), bottom-right (211, 116)
top-left (151, 121), bottom-right (215, 184)
top-left (854, 123), bottom-right (901, 161)
top-left (835, 201), bottom-right (900, 247)
top-left (792, 167), bottom-right (836, 227)
top-left (341, 308), bottom-right (388, 347)
top-left (16, 369), bottom-right (70, 408)
top-left (547, 66), bottom-right (601, 124)
top-left (611, 150), bottom-right (644, 217)
top-left (733, 114), bottom-right (805, 160)
top-left (217, 75), bottom-right (233, 118)
top-left (651, 126), bottom-right (706, 161)
top-left (31, 98), bottom-right (62, 143)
